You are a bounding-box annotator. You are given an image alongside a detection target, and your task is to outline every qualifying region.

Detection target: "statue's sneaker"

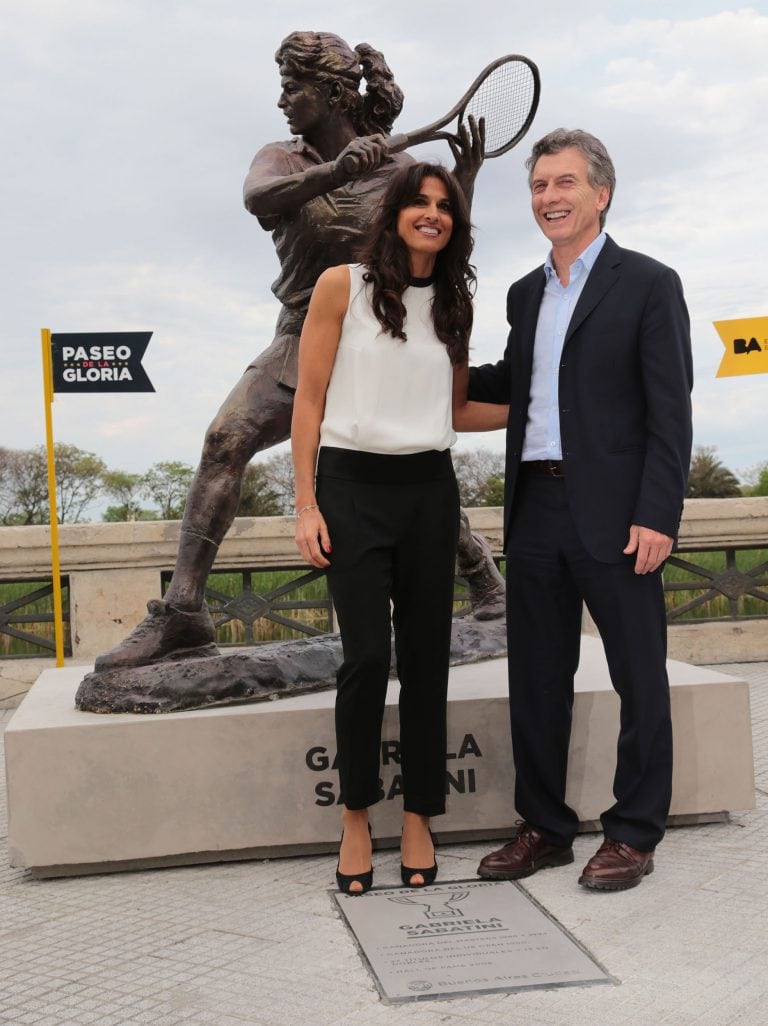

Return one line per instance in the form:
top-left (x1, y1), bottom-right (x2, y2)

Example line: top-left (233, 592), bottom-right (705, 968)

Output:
top-left (94, 599), bottom-right (219, 672)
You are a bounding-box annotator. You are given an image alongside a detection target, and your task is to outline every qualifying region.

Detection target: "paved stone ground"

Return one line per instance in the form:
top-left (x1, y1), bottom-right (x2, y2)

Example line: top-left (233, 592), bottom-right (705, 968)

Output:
top-left (1, 662), bottom-right (766, 1026)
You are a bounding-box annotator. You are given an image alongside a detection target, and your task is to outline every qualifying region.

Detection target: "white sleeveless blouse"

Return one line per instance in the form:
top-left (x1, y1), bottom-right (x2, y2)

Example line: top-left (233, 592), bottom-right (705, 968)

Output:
top-left (319, 264), bottom-right (456, 454)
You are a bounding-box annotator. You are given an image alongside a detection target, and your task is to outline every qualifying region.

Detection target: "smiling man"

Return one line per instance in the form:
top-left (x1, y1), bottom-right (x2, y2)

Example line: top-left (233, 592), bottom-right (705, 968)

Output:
top-left (468, 128), bottom-right (693, 891)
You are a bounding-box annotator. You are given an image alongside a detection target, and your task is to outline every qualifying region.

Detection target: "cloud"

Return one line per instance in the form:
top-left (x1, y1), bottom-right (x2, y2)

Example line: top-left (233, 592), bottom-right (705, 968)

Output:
top-left (595, 9), bottom-right (768, 132)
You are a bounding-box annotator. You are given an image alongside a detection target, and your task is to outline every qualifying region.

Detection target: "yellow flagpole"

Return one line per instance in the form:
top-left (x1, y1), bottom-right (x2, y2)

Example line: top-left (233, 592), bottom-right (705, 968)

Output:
top-left (41, 328), bottom-right (65, 667)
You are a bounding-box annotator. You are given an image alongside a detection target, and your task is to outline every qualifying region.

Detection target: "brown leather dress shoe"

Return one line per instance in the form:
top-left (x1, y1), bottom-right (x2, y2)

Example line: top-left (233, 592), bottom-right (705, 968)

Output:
top-left (578, 838), bottom-right (655, 891)
top-left (477, 823), bottom-right (574, 880)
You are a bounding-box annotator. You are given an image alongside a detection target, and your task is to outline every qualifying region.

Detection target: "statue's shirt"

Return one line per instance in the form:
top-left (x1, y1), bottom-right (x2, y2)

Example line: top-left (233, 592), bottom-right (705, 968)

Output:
top-left (244, 139), bottom-right (411, 329)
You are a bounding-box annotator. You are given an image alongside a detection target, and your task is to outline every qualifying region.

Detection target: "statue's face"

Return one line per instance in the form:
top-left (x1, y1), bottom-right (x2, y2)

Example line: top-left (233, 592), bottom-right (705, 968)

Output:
top-left (278, 74), bottom-right (332, 137)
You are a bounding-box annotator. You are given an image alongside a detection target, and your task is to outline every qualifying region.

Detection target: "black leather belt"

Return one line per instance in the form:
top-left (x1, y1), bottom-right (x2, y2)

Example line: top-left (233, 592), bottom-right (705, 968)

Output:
top-left (521, 460), bottom-right (564, 478)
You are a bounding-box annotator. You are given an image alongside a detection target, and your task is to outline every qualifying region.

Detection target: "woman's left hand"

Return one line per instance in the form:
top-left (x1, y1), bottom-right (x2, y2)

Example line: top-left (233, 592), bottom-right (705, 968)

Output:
top-left (295, 507), bottom-right (332, 569)
top-left (448, 115), bottom-right (486, 203)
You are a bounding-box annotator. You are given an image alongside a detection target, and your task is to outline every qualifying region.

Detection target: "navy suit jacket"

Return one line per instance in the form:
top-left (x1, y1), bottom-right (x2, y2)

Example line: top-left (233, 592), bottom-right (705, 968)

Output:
top-left (469, 235), bottom-right (694, 562)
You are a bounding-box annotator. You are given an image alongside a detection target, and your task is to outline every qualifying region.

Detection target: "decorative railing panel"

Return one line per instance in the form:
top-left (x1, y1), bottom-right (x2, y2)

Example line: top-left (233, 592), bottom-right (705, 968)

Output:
top-left (0, 578), bottom-right (71, 658)
top-left (664, 548), bottom-right (768, 622)
top-left (181, 567), bottom-right (486, 646)
top-left (163, 566), bottom-right (335, 646)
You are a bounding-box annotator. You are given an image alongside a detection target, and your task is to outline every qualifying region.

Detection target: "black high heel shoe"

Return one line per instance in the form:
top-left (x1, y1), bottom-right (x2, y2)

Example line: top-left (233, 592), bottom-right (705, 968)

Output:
top-left (336, 824), bottom-right (373, 895)
top-left (400, 828), bottom-right (438, 888)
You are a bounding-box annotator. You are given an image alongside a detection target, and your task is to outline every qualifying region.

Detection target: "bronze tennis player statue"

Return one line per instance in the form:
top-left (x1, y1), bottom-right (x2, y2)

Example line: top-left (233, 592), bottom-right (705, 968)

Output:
top-left (95, 30), bottom-right (507, 675)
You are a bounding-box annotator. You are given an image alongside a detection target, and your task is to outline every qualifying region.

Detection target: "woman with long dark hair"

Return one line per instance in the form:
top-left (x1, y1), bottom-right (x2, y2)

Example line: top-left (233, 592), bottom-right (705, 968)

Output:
top-left (292, 161), bottom-right (507, 893)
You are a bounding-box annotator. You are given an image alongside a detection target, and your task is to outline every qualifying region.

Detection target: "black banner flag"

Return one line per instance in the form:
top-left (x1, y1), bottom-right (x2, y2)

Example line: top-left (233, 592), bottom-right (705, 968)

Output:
top-left (51, 332), bottom-right (154, 393)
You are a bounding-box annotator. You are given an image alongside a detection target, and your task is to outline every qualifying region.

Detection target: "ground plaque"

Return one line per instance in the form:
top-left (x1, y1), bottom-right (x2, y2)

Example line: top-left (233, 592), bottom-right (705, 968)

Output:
top-left (333, 879), bottom-right (613, 1003)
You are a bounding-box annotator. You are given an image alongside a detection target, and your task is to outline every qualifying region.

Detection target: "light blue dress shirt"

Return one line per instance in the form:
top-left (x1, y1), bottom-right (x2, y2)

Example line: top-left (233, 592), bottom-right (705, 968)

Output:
top-left (522, 232), bottom-right (607, 461)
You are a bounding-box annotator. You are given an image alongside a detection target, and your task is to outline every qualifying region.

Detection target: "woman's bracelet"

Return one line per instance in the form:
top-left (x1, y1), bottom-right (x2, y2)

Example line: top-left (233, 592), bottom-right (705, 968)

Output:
top-left (295, 504), bottom-right (319, 519)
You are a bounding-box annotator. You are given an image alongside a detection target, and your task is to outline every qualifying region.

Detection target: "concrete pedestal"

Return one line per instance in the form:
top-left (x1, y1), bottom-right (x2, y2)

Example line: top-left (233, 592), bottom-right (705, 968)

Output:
top-left (4, 637), bottom-right (755, 876)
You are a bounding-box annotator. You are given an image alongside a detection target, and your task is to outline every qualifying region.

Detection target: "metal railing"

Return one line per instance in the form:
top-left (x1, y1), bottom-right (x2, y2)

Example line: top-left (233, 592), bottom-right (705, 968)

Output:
top-left (1, 501), bottom-right (767, 660)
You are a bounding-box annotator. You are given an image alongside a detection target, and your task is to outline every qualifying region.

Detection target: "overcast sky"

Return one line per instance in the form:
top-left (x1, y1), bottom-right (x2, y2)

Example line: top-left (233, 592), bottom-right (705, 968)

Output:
top-left (2, 1), bottom-right (766, 495)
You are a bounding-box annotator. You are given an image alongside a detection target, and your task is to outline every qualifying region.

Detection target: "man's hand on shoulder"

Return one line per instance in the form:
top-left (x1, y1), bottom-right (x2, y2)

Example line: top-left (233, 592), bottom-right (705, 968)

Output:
top-left (623, 525), bottom-right (673, 575)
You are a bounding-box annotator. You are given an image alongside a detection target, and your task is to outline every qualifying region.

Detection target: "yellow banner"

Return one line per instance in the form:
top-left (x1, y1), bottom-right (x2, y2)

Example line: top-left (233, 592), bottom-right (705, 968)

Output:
top-left (714, 316), bottom-right (768, 377)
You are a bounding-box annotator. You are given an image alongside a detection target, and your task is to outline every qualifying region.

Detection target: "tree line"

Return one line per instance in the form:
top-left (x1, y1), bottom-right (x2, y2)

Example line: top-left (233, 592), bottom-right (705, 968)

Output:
top-left (1, 442), bottom-right (764, 526)
top-left (0, 445), bottom-right (507, 525)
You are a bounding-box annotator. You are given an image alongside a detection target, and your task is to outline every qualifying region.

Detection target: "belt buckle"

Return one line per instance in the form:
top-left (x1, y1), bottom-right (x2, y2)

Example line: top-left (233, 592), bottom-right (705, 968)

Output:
top-left (545, 460), bottom-right (562, 477)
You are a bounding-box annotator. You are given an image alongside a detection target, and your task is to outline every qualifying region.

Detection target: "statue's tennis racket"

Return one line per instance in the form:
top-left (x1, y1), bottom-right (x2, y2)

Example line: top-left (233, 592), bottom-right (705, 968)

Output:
top-left (390, 54), bottom-right (540, 160)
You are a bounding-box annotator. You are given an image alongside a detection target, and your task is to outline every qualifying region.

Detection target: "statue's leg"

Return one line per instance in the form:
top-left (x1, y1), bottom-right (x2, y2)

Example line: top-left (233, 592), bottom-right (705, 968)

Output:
top-left (166, 368), bottom-right (293, 610)
top-left (95, 365), bottom-right (294, 671)
top-left (456, 509), bottom-right (506, 620)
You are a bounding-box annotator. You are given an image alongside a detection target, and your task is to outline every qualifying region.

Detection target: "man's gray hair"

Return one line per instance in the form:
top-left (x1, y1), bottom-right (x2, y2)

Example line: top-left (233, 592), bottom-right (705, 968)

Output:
top-left (525, 128), bottom-right (616, 230)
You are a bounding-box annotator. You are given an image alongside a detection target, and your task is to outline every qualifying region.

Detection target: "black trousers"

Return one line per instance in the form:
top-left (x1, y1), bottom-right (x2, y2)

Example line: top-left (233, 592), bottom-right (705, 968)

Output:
top-left (316, 447), bottom-right (460, 816)
top-left (505, 470), bottom-right (673, 851)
